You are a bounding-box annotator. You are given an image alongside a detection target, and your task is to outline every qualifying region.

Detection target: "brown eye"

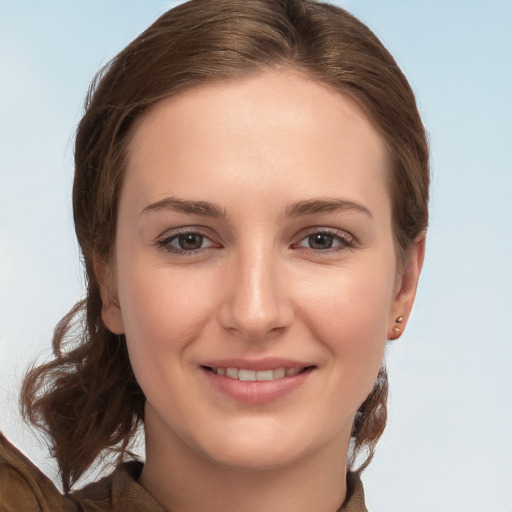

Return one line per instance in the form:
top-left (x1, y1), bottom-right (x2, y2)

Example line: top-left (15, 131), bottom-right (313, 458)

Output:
top-left (307, 233), bottom-right (335, 250)
top-left (176, 233), bottom-right (204, 250)
top-left (157, 231), bottom-right (216, 253)
top-left (296, 230), bottom-right (354, 252)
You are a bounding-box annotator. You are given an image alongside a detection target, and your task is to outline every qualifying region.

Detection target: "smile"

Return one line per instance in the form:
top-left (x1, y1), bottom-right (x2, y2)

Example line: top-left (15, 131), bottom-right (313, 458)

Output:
top-left (205, 366), bottom-right (308, 381)
top-left (201, 362), bottom-right (315, 404)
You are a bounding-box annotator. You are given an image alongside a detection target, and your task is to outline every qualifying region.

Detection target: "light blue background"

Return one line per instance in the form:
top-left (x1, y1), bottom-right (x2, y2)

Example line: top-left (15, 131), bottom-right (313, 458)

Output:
top-left (1, 1), bottom-right (511, 510)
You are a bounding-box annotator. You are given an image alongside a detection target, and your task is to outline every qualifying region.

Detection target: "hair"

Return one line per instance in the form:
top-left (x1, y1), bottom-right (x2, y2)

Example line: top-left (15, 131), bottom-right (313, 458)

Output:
top-left (21, 0), bottom-right (429, 493)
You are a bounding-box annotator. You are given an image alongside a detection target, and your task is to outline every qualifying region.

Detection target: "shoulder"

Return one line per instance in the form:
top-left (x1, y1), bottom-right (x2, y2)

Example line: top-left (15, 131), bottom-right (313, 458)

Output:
top-left (0, 432), bottom-right (75, 511)
top-left (0, 432), bottom-right (164, 511)
top-left (71, 460), bottom-right (165, 511)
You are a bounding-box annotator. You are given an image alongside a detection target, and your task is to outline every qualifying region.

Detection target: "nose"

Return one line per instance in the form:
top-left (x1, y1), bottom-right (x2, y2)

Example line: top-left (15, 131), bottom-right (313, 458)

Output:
top-left (218, 248), bottom-right (294, 341)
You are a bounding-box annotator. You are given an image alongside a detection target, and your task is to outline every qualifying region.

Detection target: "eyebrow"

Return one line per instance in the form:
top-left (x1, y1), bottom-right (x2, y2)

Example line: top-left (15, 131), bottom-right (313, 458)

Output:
top-left (141, 197), bottom-right (228, 218)
top-left (141, 196), bottom-right (372, 220)
top-left (283, 197), bottom-right (373, 218)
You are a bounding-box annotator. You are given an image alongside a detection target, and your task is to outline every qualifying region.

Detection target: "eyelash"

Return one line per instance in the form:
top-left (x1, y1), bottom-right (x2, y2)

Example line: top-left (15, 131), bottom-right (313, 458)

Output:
top-left (155, 228), bottom-right (355, 256)
top-left (155, 229), bottom-right (219, 256)
top-left (292, 228), bottom-right (355, 254)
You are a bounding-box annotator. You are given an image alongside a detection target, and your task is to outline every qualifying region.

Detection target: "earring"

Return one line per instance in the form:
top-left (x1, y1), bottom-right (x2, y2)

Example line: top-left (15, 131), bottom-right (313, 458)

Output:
top-left (390, 316), bottom-right (403, 339)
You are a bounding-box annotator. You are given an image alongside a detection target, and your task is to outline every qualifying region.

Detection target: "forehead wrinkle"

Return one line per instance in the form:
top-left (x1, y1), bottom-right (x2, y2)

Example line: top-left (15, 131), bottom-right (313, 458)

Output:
top-left (283, 197), bottom-right (373, 219)
top-left (140, 196), bottom-right (228, 219)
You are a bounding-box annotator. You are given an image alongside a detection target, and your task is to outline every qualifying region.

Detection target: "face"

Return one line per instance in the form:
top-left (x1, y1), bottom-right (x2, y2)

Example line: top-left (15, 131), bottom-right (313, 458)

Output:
top-left (101, 71), bottom-right (422, 471)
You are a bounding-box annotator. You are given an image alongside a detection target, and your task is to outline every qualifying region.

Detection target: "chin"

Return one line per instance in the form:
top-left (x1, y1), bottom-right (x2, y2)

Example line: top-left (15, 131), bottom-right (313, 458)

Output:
top-left (203, 439), bottom-right (307, 472)
top-left (189, 417), bottom-right (344, 473)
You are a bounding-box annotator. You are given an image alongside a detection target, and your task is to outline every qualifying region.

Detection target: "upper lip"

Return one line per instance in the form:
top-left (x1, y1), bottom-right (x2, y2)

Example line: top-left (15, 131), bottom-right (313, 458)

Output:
top-left (200, 357), bottom-right (314, 371)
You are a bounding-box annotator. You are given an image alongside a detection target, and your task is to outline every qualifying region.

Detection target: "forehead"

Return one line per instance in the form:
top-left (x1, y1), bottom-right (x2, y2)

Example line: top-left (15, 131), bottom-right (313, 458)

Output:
top-left (123, 70), bottom-right (390, 217)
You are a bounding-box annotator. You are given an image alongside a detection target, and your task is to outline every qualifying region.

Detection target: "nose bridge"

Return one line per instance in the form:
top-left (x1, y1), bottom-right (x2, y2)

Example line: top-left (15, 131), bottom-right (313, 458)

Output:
top-left (220, 240), bottom-right (292, 339)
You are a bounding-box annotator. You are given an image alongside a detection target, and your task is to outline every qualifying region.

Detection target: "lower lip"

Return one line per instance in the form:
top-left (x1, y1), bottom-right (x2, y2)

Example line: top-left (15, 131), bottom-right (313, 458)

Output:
top-left (201, 367), bottom-right (314, 404)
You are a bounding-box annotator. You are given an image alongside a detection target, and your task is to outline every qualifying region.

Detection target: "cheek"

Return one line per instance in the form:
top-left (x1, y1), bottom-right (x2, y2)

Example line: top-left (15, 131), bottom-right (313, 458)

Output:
top-left (296, 260), bottom-right (395, 389)
top-left (116, 257), bottom-right (218, 370)
top-left (301, 261), bottom-right (393, 333)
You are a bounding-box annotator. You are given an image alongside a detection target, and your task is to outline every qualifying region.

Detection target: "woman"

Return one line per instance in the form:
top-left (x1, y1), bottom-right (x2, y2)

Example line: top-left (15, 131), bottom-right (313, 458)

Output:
top-left (0, 0), bottom-right (428, 510)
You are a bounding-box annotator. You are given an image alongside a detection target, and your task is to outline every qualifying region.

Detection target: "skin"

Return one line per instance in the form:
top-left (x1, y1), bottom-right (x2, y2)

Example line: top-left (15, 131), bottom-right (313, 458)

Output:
top-left (99, 70), bottom-right (424, 512)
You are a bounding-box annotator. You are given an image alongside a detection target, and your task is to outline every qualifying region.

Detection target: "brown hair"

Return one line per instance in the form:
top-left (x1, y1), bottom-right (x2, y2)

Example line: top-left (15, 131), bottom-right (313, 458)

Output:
top-left (21, 0), bottom-right (429, 492)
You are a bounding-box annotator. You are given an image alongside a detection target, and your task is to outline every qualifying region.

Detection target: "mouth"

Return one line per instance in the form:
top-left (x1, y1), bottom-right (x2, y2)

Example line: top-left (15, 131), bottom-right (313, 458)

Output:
top-left (201, 365), bottom-right (313, 382)
top-left (199, 358), bottom-right (316, 404)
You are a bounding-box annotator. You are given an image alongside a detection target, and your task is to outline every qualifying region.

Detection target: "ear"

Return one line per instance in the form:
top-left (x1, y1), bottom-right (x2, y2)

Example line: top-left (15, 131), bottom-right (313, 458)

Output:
top-left (387, 235), bottom-right (426, 340)
top-left (93, 252), bottom-right (125, 335)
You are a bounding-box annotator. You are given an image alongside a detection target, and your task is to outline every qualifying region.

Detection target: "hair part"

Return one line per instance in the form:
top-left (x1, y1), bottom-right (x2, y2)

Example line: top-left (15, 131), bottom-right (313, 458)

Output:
top-left (21, 0), bottom-right (429, 492)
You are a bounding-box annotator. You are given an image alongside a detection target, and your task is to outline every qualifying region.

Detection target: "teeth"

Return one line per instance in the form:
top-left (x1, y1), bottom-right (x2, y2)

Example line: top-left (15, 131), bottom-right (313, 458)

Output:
top-left (255, 369), bottom-right (274, 381)
top-left (273, 367), bottom-right (286, 379)
top-left (211, 366), bottom-right (305, 381)
top-left (226, 367), bottom-right (239, 379)
top-left (239, 369), bottom-right (256, 381)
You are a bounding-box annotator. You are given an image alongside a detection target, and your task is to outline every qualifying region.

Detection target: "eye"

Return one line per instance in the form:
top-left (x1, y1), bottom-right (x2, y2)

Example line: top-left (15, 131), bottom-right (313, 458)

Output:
top-left (173, 233), bottom-right (210, 251)
top-left (156, 231), bottom-right (216, 254)
top-left (296, 229), bottom-right (354, 251)
top-left (303, 233), bottom-right (336, 250)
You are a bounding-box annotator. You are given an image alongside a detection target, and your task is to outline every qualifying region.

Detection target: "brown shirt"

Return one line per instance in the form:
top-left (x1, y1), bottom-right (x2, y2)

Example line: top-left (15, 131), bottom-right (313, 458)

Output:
top-left (0, 433), bottom-right (368, 511)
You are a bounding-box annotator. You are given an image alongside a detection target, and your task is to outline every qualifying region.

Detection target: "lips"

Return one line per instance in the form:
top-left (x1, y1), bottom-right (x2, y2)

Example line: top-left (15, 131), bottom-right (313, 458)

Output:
top-left (200, 359), bottom-right (315, 404)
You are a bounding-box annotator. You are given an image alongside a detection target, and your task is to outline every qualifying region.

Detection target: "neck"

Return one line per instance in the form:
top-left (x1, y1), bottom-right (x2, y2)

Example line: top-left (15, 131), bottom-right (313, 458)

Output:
top-left (139, 415), bottom-right (349, 512)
